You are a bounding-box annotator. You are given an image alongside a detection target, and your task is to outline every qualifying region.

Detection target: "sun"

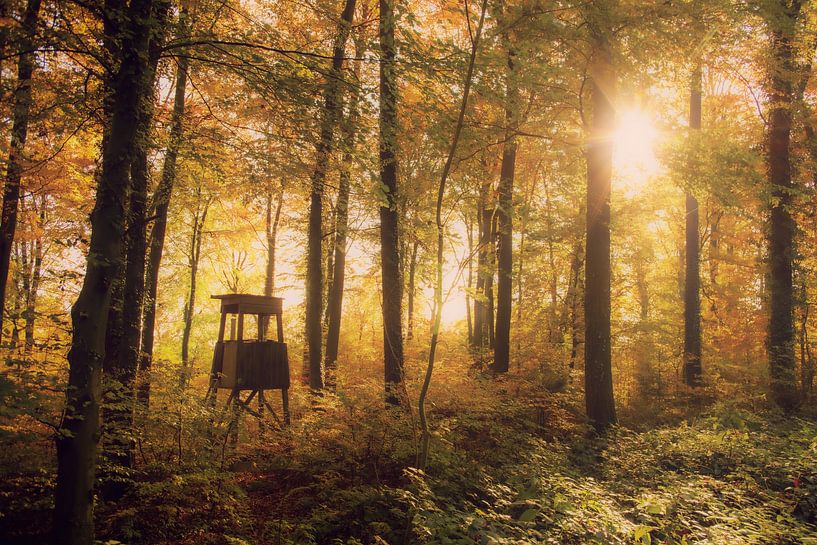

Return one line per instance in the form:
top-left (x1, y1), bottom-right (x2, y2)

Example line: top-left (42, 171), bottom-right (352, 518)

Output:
top-left (612, 108), bottom-right (661, 196)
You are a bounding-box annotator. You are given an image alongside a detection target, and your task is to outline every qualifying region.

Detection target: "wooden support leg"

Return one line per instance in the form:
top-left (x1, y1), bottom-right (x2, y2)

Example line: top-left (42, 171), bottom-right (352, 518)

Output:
top-left (282, 388), bottom-right (290, 426)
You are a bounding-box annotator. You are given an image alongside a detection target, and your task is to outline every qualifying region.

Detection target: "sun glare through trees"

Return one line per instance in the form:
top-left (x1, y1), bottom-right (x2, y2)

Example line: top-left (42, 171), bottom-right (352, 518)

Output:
top-left (1, 0), bottom-right (817, 544)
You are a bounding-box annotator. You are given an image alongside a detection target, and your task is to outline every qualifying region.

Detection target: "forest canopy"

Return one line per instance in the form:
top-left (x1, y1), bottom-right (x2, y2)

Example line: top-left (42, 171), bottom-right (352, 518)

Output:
top-left (1, 0), bottom-right (817, 543)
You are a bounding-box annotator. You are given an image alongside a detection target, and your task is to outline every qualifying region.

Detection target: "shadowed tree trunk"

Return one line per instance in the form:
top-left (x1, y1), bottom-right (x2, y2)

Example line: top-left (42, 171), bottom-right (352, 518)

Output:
top-left (325, 55), bottom-right (362, 382)
top-left (493, 44), bottom-right (518, 374)
top-left (684, 65), bottom-right (703, 387)
top-left (379, 0), bottom-right (405, 405)
top-left (304, 0), bottom-right (356, 391)
top-left (473, 177), bottom-right (494, 350)
top-left (139, 5), bottom-right (190, 409)
top-left (0, 0), bottom-right (41, 344)
top-left (53, 0), bottom-right (161, 542)
top-left (765, 0), bottom-right (805, 411)
top-left (180, 189), bottom-right (210, 387)
top-left (584, 1), bottom-right (617, 432)
top-left (104, 20), bottom-right (166, 479)
top-left (23, 197), bottom-right (43, 355)
top-left (406, 239), bottom-right (419, 341)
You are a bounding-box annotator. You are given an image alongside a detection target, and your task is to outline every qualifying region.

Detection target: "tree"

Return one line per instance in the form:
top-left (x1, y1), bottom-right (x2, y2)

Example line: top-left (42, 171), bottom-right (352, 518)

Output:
top-left (53, 0), bottom-right (165, 542)
top-left (419, 0), bottom-right (487, 468)
top-left (683, 64), bottom-right (703, 386)
top-left (583, 1), bottom-right (617, 431)
top-left (763, 0), bottom-right (807, 410)
top-left (180, 185), bottom-right (211, 385)
top-left (304, 0), bottom-right (356, 391)
top-left (0, 0), bottom-right (42, 344)
top-left (493, 40), bottom-right (519, 374)
top-left (325, 38), bottom-right (363, 385)
top-left (139, 4), bottom-right (190, 408)
top-left (379, 0), bottom-right (404, 404)
top-left (103, 4), bottom-right (167, 480)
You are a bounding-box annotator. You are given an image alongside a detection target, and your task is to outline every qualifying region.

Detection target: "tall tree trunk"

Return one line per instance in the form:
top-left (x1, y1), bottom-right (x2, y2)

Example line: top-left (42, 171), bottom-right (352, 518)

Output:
top-left (264, 185), bottom-right (283, 297)
top-left (419, 0), bottom-right (487, 467)
top-left (0, 0), bottom-right (41, 345)
top-left (139, 4), bottom-right (189, 409)
top-left (568, 243), bottom-right (583, 372)
top-left (379, 0), bottom-right (405, 405)
top-left (54, 0), bottom-right (160, 542)
top-left (104, 23), bottom-right (165, 479)
top-left (473, 179), bottom-right (493, 349)
top-left (304, 0), bottom-right (356, 391)
top-left (583, 1), bottom-right (617, 431)
top-left (406, 239), bottom-right (418, 341)
top-left (765, 0), bottom-right (804, 411)
top-left (493, 45), bottom-right (518, 374)
top-left (180, 191), bottom-right (210, 387)
top-left (325, 56), bottom-right (362, 381)
top-left (466, 215), bottom-right (473, 344)
top-left (10, 241), bottom-right (22, 351)
top-left (683, 65), bottom-right (703, 386)
top-left (23, 200), bottom-right (42, 355)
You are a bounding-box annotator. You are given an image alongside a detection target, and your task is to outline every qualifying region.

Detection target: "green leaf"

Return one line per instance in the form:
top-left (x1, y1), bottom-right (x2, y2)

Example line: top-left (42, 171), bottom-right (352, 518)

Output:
top-left (518, 508), bottom-right (538, 522)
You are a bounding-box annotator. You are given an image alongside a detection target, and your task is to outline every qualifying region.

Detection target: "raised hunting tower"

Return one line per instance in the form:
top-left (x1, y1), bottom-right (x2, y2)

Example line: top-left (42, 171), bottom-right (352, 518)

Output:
top-left (207, 293), bottom-right (290, 424)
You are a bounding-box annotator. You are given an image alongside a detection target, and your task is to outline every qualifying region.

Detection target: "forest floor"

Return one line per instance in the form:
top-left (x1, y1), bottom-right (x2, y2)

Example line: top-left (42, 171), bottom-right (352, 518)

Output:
top-left (1, 346), bottom-right (817, 545)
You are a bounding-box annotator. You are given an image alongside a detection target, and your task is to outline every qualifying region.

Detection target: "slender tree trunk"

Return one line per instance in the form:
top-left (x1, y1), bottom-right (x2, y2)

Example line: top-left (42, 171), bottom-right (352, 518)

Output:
top-left (265, 185), bottom-right (284, 297)
top-left (23, 201), bottom-right (42, 355)
top-left (766, 0), bottom-right (803, 410)
top-left (305, 0), bottom-right (357, 391)
top-left (406, 239), bottom-right (418, 341)
top-left (466, 215), bottom-right (473, 344)
top-left (684, 65), bottom-right (703, 386)
top-left (10, 241), bottom-right (22, 351)
top-left (493, 45), bottom-right (518, 374)
top-left (583, 1), bottom-right (617, 431)
top-left (379, 0), bottom-right (405, 405)
top-left (180, 192), bottom-right (210, 386)
top-left (138, 5), bottom-right (189, 409)
top-left (543, 174), bottom-right (560, 344)
top-left (473, 180), bottom-right (493, 349)
top-left (54, 1), bottom-right (160, 542)
top-left (568, 243), bottom-right (583, 371)
top-left (0, 0), bottom-right (41, 345)
top-left (419, 0), bottom-right (487, 468)
top-left (325, 61), bottom-right (361, 382)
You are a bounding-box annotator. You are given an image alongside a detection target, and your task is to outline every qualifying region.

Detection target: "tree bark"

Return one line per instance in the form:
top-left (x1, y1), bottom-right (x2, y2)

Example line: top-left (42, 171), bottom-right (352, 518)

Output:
top-left (104, 19), bottom-right (165, 478)
top-left (493, 45), bottom-right (518, 374)
top-left (583, 1), bottom-right (617, 431)
top-left (766, 0), bottom-right (803, 410)
top-left (472, 178), bottom-right (494, 350)
top-left (264, 185), bottom-right (283, 297)
top-left (54, 0), bottom-right (160, 542)
top-left (180, 190), bottom-right (210, 387)
top-left (23, 195), bottom-right (44, 355)
top-left (419, 0), bottom-right (487, 467)
top-left (379, 0), bottom-right (405, 405)
top-left (406, 239), bottom-right (419, 341)
top-left (304, 0), bottom-right (356, 391)
top-left (0, 0), bottom-right (41, 345)
top-left (139, 5), bottom-right (189, 409)
top-left (683, 65), bottom-right (703, 387)
top-left (325, 63), bottom-right (362, 381)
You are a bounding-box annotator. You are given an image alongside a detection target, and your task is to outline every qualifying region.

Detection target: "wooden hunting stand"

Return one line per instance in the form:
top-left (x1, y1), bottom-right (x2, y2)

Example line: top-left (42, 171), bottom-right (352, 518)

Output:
top-left (206, 293), bottom-right (290, 425)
